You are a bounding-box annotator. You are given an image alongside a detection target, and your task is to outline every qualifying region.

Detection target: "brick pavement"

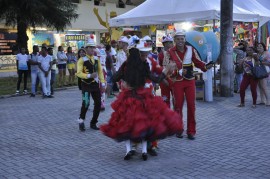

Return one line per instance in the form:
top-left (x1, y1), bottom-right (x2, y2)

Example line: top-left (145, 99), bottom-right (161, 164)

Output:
top-left (0, 87), bottom-right (270, 179)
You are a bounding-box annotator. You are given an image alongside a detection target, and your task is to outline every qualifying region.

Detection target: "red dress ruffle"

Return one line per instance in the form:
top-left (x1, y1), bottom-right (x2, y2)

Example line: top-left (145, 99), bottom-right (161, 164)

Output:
top-left (100, 87), bottom-right (183, 142)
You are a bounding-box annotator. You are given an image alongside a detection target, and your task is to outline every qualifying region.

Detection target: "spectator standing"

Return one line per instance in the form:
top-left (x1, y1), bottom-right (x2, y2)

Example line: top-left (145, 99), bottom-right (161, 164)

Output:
top-left (57, 46), bottom-right (68, 87)
top-left (28, 45), bottom-right (40, 97)
top-left (238, 47), bottom-right (259, 108)
top-left (66, 47), bottom-right (77, 86)
top-left (77, 48), bottom-right (86, 90)
top-left (38, 46), bottom-right (53, 98)
top-left (48, 47), bottom-right (57, 95)
top-left (16, 47), bottom-right (29, 95)
top-left (233, 42), bottom-right (246, 93)
top-left (256, 43), bottom-right (270, 106)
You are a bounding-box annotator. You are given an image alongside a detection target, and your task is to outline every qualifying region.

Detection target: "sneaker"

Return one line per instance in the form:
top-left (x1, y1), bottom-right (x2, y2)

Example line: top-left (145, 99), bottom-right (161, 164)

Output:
top-left (15, 90), bottom-right (20, 95)
top-left (23, 90), bottom-right (28, 94)
top-left (142, 153), bottom-right (148, 161)
top-left (30, 93), bottom-right (35, 97)
top-left (47, 95), bottom-right (54, 98)
top-left (77, 118), bottom-right (85, 132)
top-left (90, 124), bottom-right (99, 130)
top-left (79, 123), bottom-right (86, 132)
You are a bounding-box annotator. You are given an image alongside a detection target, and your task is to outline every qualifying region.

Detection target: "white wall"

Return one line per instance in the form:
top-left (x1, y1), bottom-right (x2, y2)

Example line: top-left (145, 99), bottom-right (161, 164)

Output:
top-left (70, 1), bottom-right (136, 31)
top-left (0, 1), bottom-right (136, 31)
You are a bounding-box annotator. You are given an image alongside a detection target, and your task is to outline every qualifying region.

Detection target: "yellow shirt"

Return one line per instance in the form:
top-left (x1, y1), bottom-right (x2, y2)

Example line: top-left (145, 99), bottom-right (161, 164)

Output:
top-left (76, 54), bottom-right (105, 83)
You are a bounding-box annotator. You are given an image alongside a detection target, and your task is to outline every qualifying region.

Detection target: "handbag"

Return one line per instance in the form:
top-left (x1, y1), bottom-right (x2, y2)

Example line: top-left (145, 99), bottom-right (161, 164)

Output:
top-left (252, 62), bottom-right (269, 79)
top-left (265, 65), bottom-right (270, 74)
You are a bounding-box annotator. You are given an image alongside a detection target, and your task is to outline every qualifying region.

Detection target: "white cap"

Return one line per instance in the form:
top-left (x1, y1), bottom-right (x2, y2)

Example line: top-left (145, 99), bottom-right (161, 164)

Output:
top-left (85, 35), bottom-right (96, 47)
top-left (162, 34), bottom-right (173, 43)
top-left (118, 36), bottom-right (129, 44)
top-left (142, 35), bottom-right (152, 41)
top-left (136, 40), bottom-right (152, 52)
top-left (173, 29), bottom-right (186, 37)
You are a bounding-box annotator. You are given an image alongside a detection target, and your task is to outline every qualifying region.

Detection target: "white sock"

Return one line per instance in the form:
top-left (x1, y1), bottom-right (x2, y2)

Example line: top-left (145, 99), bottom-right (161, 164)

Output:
top-left (125, 140), bottom-right (131, 154)
top-left (77, 118), bottom-right (84, 123)
top-left (142, 140), bottom-right (147, 153)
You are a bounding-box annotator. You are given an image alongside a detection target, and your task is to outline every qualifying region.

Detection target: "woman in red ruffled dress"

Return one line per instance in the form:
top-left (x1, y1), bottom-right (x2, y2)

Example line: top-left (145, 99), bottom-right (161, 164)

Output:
top-left (100, 48), bottom-right (183, 161)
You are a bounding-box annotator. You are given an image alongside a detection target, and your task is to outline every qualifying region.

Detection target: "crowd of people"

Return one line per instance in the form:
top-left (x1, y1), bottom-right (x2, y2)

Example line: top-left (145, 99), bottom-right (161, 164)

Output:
top-left (233, 40), bottom-right (270, 107)
top-left (15, 30), bottom-right (270, 162)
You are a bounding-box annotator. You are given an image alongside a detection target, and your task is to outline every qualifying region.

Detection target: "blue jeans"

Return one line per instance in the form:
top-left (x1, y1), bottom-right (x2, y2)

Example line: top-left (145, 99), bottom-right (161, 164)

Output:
top-left (235, 73), bottom-right (243, 92)
top-left (31, 69), bottom-right (39, 94)
top-left (50, 70), bottom-right (56, 95)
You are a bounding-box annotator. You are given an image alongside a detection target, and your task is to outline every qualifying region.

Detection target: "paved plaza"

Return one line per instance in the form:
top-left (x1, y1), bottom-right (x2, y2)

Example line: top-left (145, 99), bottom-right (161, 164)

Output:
top-left (0, 87), bottom-right (270, 179)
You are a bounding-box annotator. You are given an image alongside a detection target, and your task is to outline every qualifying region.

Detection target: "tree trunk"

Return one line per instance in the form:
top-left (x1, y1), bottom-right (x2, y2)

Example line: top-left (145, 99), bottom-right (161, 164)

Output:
top-left (220, 0), bottom-right (234, 97)
top-left (17, 16), bottom-right (28, 50)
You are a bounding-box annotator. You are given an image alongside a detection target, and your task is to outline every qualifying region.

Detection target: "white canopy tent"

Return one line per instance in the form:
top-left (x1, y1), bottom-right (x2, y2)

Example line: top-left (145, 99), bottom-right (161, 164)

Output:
top-left (109, 0), bottom-right (270, 27)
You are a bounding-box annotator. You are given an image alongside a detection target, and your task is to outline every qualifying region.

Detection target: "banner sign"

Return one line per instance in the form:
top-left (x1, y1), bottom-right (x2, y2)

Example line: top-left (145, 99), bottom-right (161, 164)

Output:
top-left (65, 34), bottom-right (85, 41)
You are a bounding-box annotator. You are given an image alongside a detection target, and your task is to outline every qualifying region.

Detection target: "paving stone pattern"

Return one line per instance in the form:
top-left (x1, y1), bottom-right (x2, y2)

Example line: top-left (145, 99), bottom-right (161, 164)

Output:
top-left (0, 88), bottom-right (270, 179)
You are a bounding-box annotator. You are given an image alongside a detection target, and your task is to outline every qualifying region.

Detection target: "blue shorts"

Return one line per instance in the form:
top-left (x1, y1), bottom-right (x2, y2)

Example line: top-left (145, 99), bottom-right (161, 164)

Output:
top-left (57, 64), bottom-right (66, 70)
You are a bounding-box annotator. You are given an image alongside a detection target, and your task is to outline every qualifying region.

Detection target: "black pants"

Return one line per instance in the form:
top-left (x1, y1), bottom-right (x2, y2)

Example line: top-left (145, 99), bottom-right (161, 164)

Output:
top-left (80, 82), bottom-right (101, 125)
top-left (17, 70), bottom-right (28, 91)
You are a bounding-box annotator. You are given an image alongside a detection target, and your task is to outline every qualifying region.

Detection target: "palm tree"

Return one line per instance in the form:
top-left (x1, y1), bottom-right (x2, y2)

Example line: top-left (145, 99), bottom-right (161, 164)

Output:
top-left (0, 0), bottom-right (78, 49)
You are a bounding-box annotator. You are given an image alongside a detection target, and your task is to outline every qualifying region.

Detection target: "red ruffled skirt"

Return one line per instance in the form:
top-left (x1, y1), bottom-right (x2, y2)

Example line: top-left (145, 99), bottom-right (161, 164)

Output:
top-left (100, 87), bottom-right (183, 142)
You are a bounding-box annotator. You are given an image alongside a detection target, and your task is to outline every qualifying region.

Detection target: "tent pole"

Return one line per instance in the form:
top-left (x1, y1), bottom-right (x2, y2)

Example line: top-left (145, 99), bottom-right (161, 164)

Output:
top-left (258, 22), bottom-right (261, 43)
top-left (213, 19), bottom-right (217, 96)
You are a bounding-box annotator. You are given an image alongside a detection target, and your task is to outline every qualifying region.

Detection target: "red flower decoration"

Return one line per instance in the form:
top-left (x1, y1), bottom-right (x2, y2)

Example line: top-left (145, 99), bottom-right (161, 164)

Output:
top-left (90, 34), bottom-right (94, 39)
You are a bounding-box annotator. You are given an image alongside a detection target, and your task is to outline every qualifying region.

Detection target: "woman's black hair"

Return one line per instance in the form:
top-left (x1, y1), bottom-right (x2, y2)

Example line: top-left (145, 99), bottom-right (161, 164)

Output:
top-left (257, 42), bottom-right (267, 51)
top-left (78, 48), bottom-right (86, 58)
top-left (58, 46), bottom-right (62, 51)
top-left (124, 48), bottom-right (147, 89)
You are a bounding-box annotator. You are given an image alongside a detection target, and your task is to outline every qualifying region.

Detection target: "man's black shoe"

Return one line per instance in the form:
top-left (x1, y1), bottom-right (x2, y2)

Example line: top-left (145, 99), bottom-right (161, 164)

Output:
top-left (130, 149), bottom-right (136, 155)
top-left (47, 95), bottom-right (54, 98)
top-left (124, 151), bottom-right (133, 160)
top-left (147, 148), bottom-right (158, 156)
top-left (90, 124), bottom-right (99, 130)
top-left (142, 153), bottom-right (148, 161)
top-left (176, 133), bottom-right (183, 138)
top-left (79, 123), bottom-right (85, 132)
top-left (30, 94), bottom-right (35, 97)
top-left (187, 134), bottom-right (195, 140)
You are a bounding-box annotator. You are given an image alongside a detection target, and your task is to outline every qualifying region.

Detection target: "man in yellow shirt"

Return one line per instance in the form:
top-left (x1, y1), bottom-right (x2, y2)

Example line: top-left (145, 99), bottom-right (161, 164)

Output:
top-left (76, 37), bottom-right (106, 131)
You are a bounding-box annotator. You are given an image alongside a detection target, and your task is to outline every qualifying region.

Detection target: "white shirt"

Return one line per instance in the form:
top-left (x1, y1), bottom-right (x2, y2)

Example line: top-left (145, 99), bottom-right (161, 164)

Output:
top-left (115, 49), bottom-right (127, 71)
top-left (57, 51), bottom-right (67, 65)
top-left (110, 47), bottom-right (117, 56)
top-left (50, 55), bottom-right (57, 70)
top-left (29, 53), bottom-right (39, 71)
top-left (38, 55), bottom-right (52, 71)
top-left (16, 53), bottom-right (29, 70)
